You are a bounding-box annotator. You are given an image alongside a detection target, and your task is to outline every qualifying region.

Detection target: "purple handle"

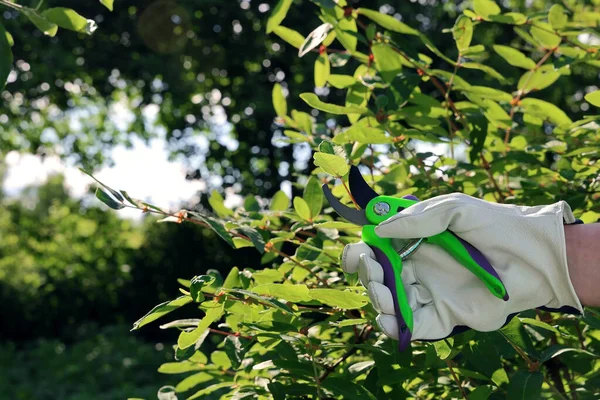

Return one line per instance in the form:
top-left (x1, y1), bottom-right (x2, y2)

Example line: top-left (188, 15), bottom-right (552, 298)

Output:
top-left (370, 246), bottom-right (412, 352)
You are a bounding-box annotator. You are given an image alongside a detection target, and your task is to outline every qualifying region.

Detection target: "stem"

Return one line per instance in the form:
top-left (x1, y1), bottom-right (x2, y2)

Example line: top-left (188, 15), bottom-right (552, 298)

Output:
top-left (318, 325), bottom-right (372, 382)
top-left (209, 328), bottom-right (253, 340)
top-left (445, 56), bottom-right (462, 160)
top-left (0, 0), bottom-right (23, 10)
top-left (341, 179), bottom-right (360, 209)
top-left (543, 374), bottom-right (569, 400)
top-left (445, 359), bottom-right (467, 400)
top-left (480, 154), bottom-right (506, 202)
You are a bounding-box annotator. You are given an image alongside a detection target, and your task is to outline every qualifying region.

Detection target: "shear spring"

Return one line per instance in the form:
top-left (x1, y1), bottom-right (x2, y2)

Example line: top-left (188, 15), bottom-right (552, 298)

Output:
top-left (398, 238), bottom-right (424, 260)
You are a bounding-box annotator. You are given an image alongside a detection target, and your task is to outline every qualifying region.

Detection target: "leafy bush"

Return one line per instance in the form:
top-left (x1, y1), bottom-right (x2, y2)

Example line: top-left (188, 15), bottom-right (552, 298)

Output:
top-left (0, 324), bottom-right (172, 400)
top-left (93, 0), bottom-right (600, 399)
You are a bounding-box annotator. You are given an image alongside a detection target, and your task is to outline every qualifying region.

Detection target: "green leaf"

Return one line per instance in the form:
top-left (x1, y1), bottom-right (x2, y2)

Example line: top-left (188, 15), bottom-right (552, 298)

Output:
top-left (273, 25), bottom-right (305, 49)
top-left (22, 9), bottom-right (58, 37)
top-left (321, 377), bottom-right (377, 400)
top-left (313, 152), bottom-right (350, 177)
top-left (272, 83), bottom-right (287, 117)
top-left (132, 296), bottom-right (193, 330)
top-left (188, 212), bottom-right (235, 249)
top-left (333, 126), bottom-right (391, 145)
top-left (473, 0), bottom-right (501, 19)
top-left (252, 284), bottom-right (312, 302)
top-left (158, 361), bottom-right (205, 374)
top-left (357, 8), bottom-right (419, 35)
top-left (371, 43), bottom-right (403, 83)
top-left (293, 197), bottom-right (312, 221)
top-left (463, 86), bottom-right (512, 102)
top-left (271, 190), bottom-right (290, 211)
top-left (190, 275), bottom-right (215, 303)
top-left (468, 385), bottom-right (493, 400)
top-left (100, 0), bottom-right (114, 11)
top-left (453, 15), bottom-right (473, 52)
top-left (304, 177), bottom-right (323, 218)
top-left (178, 303), bottom-right (225, 349)
top-left (79, 168), bottom-right (125, 202)
top-left (540, 345), bottom-right (599, 363)
top-left (335, 17), bottom-right (357, 53)
top-left (266, 0), bottom-right (292, 33)
top-left (236, 225), bottom-right (266, 254)
top-left (42, 8), bottom-right (97, 35)
top-left (0, 23), bottom-right (13, 92)
top-left (300, 93), bottom-right (369, 115)
top-left (95, 188), bottom-right (125, 210)
top-left (548, 4), bottom-right (567, 30)
top-left (223, 336), bottom-right (252, 369)
top-left (188, 382), bottom-right (233, 400)
top-left (585, 90), bottom-right (600, 107)
top-left (223, 266), bottom-right (240, 289)
top-left (530, 22), bottom-right (561, 49)
top-left (493, 45), bottom-right (536, 69)
top-left (309, 289), bottom-right (368, 309)
top-left (433, 339), bottom-right (454, 360)
top-left (208, 190), bottom-right (234, 217)
top-left (519, 98), bottom-right (572, 126)
top-left (175, 372), bottom-right (213, 393)
top-left (506, 371), bottom-right (543, 400)
top-left (498, 318), bottom-right (539, 358)
top-left (314, 52), bottom-right (330, 88)
top-left (223, 288), bottom-right (294, 314)
top-left (518, 69), bottom-right (560, 92)
top-left (328, 74), bottom-right (355, 89)
top-left (461, 62), bottom-right (504, 81)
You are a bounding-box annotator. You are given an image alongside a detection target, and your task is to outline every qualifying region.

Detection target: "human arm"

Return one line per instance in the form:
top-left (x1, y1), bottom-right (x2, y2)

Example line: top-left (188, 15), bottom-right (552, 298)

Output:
top-left (565, 222), bottom-right (600, 307)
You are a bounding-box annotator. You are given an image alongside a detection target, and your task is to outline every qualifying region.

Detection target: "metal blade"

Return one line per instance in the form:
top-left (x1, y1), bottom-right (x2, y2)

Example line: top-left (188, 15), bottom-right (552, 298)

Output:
top-left (322, 184), bottom-right (370, 226)
top-left (349, 165), bottom-right (379, 209)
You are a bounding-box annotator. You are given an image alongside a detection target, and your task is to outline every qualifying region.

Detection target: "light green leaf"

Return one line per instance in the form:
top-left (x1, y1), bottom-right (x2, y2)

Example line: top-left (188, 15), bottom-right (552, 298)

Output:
top-left (266, 0), bottom-right (292, 33)
top-left (100, 0), bottom-right (114, 11)
top-left (271, 190), bottom-right (290, 211)
top-left (300, 93), bottom-right (369, 115)
top-left (304, 176), bottom-right (323, 218)
top-left (293, 197), bottom-right (312, 221)
top-left (519, 317), bottom-right (561, 334)
top-left (42, 8), bottom-right (97, 35)
top-left (433, 339), bottom-right (454, 360)
top-left (548, 4), bottom-right (567, 30)
top-left (518, 69), bottom-right (560, 92)
top-left (333, 126), bottom-right (392, 145)
top-left (23, 9), bottom-right (58, 37)
top-left (462, 86), bottom-right (512, 102)
top-left (519, 98), bottom-right (572, 126)
top-left (132, 296), bottom-right (193, 330)
top-left (473, 0), bottom-right (501, 18)
top-left (585, 90), bottom-right (600, 107)
top-left (461, 62), bottom-right (504, 81)
top-left (453, 15), bottom-right (473, 52)
top-left (292, 110), bottom-right (314, 134)
top-left (493, 45), bottom-right (536, 69)
top-left (209, 190), bottom-right (234, 217)
top-left (188, 382), bottom-right (233, 400)
top-left (273, 25), bottom-right (305, 49)
top-left (506, 371), bottom-right (543, 400)
top-left (178, 303), bottom-right (225, 349)
top-left (309, 289), bottom-right (368, 309)
top-left (175, 372), bottom-right (213, 393)
top-left (530, 22), bottom-right (561, 49)
top-left (499, 317), bottom-right (539, 357)
top-left (313, 152), bottom-right (350, 177)
top-left (328, 74), bottom-right (355, 89)
top-left (252, 284), bottom-right (312, 302)
top-left (335, 17), bottom-right (357, 53)
top-left (0, 23), bottom-right (13, 91)
top-left (314, 52), bottom-right (330, 88)
top-left (158, 361), bottom-right (205, 374)
top-left (371, 43), bottom-right (403, 83)
top-left (272, 83), bottom-right (287, 117)
top-left (356, 8), bottom-right (419, 35)
top-left (223, 266), bottom-right (240, 289)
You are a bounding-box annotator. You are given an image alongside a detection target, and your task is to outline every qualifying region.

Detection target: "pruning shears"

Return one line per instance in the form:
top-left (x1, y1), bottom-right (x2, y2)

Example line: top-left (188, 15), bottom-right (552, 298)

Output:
top-left (322, 165), bottom-right (508, 351)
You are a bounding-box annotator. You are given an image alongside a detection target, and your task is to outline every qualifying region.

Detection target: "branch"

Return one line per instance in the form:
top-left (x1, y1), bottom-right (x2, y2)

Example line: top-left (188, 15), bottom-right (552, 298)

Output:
top-left (445, 359), bottom-right (467, 400)
top-left (318, 325), bottom-right (372, 382)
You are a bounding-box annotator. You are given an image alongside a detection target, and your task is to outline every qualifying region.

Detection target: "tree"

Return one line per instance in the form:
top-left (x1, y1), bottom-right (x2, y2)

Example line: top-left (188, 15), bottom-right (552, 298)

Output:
top-left (87, 0), bottom-right (600, 398)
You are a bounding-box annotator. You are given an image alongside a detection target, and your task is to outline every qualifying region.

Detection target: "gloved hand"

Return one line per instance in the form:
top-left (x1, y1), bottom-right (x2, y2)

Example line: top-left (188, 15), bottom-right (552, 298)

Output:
top-left (342, 193), bottom-right (584, 341)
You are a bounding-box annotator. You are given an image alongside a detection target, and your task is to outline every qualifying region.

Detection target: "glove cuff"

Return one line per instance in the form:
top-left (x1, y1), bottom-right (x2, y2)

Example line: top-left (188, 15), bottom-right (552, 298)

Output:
top-left (545, 201), bottom-right (584, 315)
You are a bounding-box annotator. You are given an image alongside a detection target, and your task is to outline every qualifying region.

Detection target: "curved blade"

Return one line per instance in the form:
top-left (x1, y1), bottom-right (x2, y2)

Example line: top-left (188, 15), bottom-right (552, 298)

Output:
top-left (322, 184), bottom-right (369, 226)
top-left (349, 165), bottom-right (379, 209)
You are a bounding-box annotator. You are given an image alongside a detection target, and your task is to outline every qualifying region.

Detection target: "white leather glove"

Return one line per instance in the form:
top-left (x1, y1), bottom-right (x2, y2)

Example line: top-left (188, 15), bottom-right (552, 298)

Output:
top-left (342, 193), bottom-right (584, 341)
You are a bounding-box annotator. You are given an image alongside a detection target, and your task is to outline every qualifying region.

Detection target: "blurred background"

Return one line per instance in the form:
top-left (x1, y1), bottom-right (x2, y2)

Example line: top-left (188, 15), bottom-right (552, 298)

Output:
top-left (0, 0), bottom-right (597, 399)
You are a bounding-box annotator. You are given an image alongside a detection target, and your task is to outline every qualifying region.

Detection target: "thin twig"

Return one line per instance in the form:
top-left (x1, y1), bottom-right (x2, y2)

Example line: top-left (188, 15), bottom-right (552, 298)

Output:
top-left (445, 359), bottom-right (467, 400)
top-left (318, 325), bottom-right (372, 382)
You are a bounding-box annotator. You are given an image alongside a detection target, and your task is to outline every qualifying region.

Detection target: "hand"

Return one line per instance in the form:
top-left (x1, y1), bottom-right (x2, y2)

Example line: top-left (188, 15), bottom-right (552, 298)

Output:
top-left (342, 193), bottom-right (583, 341)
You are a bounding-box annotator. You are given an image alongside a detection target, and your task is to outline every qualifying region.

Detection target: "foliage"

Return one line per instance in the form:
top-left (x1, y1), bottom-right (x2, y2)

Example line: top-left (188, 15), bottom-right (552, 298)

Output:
top-left (89, 1), bottom-right (600, 398)
top-left (0, 324), bottom-right (172, 400)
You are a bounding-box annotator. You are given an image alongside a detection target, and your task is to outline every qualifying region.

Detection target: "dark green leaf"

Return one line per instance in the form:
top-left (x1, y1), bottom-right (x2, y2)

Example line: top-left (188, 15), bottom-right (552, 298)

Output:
top-left (506, 371), bottom-right (543, 400)
top-left (321, 377), bottom-right (377, 400)
top-left (188, 211), bottom-right (235, 249)
top-left (95, 188), bottom-right (125, 210)
top-left (223, 336), bottom-right (252, 369)
top-left (190, 275), bottom-right (215, 302)
top-left (498, 317), bottom-right (539, 358)
top-left (0, 23), bottom-right (13, 91)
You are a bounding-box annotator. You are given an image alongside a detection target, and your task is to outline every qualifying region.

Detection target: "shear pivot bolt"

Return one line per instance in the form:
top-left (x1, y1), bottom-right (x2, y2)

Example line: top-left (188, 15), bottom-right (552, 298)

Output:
top-left (373, 201), bottom-right (390, 216)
